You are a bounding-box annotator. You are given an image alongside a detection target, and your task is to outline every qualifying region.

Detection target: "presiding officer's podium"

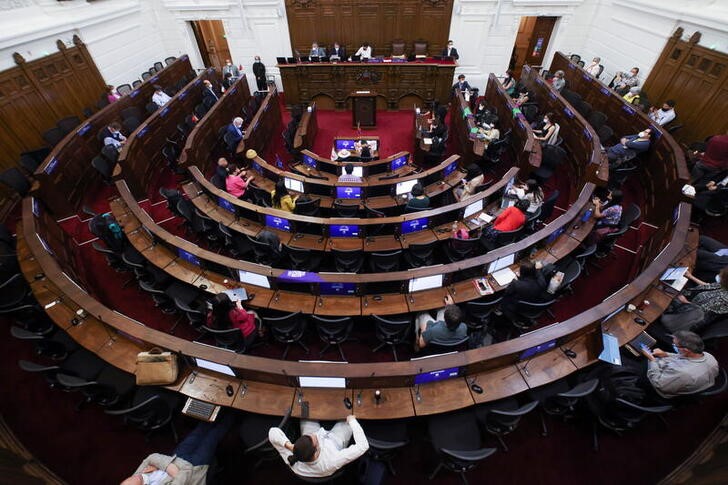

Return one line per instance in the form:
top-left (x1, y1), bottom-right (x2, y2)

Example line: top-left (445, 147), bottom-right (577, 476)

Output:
top-left (350, 91), bottom-right (377, 128)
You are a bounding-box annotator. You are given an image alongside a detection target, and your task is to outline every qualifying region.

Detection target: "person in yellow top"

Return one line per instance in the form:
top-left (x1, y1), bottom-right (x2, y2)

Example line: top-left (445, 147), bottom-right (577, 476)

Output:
top-left (271, 179), bottom-right (298, 212)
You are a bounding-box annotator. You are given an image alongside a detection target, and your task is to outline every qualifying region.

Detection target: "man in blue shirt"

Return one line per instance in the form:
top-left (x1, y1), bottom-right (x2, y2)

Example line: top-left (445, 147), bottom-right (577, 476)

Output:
top-left (415, 295), bottom-right (468, 351)
top-left (607, 128), bottom-right (652, 165)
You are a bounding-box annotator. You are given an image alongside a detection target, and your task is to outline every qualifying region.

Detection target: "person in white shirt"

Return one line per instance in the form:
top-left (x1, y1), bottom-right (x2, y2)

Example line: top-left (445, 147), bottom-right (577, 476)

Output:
top-left (353, 42), bottom-right (372, 60)
top-left (269, 415), bottom-right (369, 478)
top-left (584, 57), bottom-right (602, 77)
top-left (152, 85), bottom-right (172, 107)
top-left (104, 122), bottom-right (127, 149)
top-left (648, 100), bottom-right (677, 126)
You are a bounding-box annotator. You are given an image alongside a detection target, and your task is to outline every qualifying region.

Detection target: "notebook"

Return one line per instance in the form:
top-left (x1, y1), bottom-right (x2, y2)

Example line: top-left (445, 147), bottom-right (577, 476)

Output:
top-left (492, 268), bottom-right (517, 286)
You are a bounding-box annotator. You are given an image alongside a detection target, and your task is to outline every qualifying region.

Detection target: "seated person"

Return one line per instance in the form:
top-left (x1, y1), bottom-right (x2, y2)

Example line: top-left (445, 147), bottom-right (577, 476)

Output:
top-left (551, 70), bottom-right (566, 92)
top-left (641, 331), bottom-right (719, 399)
top-left (454, 164), bottom-right (485, 202)
top-left (584, 57), bottom-right (602, 77)
top-left (477, 123), bottom-right (500, 143)
top-left (309, 42), bottom-right (326, 58)
top-left (480, 199), bottom-right (530, 250)
top-left (271, 179), bottom-right (298, 212)
top-left (508, 179), bottom-right (544, 214)
top-left (661, 267), bottom-right (728, 333)
top-left (225, 164), bottom-right (253, 198)
top-left (332, 148), bottom-right (352, 162)
top-left (587, 189), bottom-right (623, 245)
top-left (330, 42), bottom-right (346, 61)
top-left (441, 40), bottom-right (459, 59)
top-left (691, 134), bottom-right (728, 185)
top-left (207, 292), bottom-right (259, 348)
top-left (606, 129), bottom-right (652, 165)
top-left (695, 236), bottom-right (728, 282)
top-left (414, 295), bottom-right (468, 351)
top-left (211, 157), bottom-right (229, 190)
top-left (269, 415), bottom-right (369, 479)
top-left (355, 140), bottom-right (372, 159)
top-left (106, 85), bottom-right (121, 104)
top-left (103, 122), bottom-right (127, 149)
top-left (338, 163), bottom-right (362, 183)
top-left (222, 59), bottom-right (241, 78)
top-left (425, 118), bottom-right (447, 139)
top-left (513, 89), bottom-right (532, 107)
top-left (611, 67), bottom-right (640, 95)
top-left (353, 42), bottom-right (372, 60)
top-left (226, 117), bottom-right (245, 146)
top-left (500, 261), bottom-right (555, 322)
top-left (405, 183), bottom-right (430, 211)
top-left (121, 412), bottom-right (235, 485)
top-left (534, 112), bottom-right (560, 145)
top-left (202, 80), bottom-right (218, 101)
top-left (648, 100), bottom-right (676, 126)
top-left (622, 86), bottom-right (641, 105)
top-left (152, 85), bottom-right (172, 107)
top-left (452, 74), bottom-right (471, 94)
top-left (257, 229), bottom-right (283, 261)
top-left (502, 69), bottom-right (516, 96)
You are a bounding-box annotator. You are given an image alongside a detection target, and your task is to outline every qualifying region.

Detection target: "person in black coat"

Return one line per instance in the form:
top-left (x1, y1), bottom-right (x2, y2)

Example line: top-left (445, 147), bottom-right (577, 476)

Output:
top-left (252, 56), bottom-right (267, 91)
top-left (441, 40), bottom-right (459, 60)
top-left (500, 261), bottom-right (555, 322)
top-left (330, 42), bottom-right (347, 61)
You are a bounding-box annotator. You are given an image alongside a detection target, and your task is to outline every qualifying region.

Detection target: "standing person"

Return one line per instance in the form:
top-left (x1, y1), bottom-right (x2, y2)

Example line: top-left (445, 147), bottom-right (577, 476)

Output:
top-left (252, 55), bottom-right (267, 91)
top-left (207, 292), bottom-right (259, 348)
top-left (120, 412), bottom-right (235, 485)
top-left (452, 74), bottom-right (471, 94)
top-left (226, 117), bottom-right (245, 147)
top-left (269, 414), bottom-right (369, 479)
top-left (222, 59), bottom-right (241, 79)
top-left (441, 40), bottom-right (459, 60)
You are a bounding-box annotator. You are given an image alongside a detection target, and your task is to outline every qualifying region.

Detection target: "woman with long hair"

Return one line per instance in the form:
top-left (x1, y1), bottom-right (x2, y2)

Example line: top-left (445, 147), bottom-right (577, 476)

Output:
top-left (207, 293), bottom-right (258, 348)
top-left (271, 179), bottom-right (297, 212)
top-left (509, 178), bottom-right (544, 214)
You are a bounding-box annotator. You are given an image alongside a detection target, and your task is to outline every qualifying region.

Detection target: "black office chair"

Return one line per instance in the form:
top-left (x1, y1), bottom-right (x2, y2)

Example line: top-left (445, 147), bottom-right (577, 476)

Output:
top-left (177, 199), bottom-right (215, 242)
top-left (610, 162), bottom-right (639, 186)
top-left (0, 274), bottom-right (32, 311)
top-left (311, 315), bottom-right (354, 361)
top-left (132, 80), bottom-right (143, 88)
top-left (574, 243), bottom-right (597, 275)
top-left (91, 156), bottom-right (114, 185)
top-left (371, 314), bottom-right (411, 361)
top-left (368, 250), bottom-right (401, 273)
top-left (247, 183), bottom-right (272, 207)
top-left (427, 409), bottom-right (498, 484)
top-left (154, 61), bottom-right (164, 71)
top-left (293, 197), bottom-right (321, 217)
top-left (246, 234), bottom-right (282, 267)
top-left (494, 226), bottom-right (524, 247)
top-left (554, 258), bottom-right (582, 295)
top-left (101, 144), bottom-right (120, 163)
top-left (19, 348), bottom-right (106, 390)
top-left (11, 325), bottom-right (77, 361)
top-left (538, 190), bottom-right (560, 224)
top-left (465, 296), bottom-right (503, 333)
top-left (57, 365), bottom-right (136, 410)
top-left (444, 237), bottom-right (479, 262)
top-left (529, 378), bottom-right (599, 436)
top-left (201, 326), bottom-right (247, 353)
top-left (239, 408), bottom-right (293, 470)
top-left (427, 335), bottom-right (470, 355)
top-left (533, 145), bottom-right (566, 185)
top-left (332, 248), bottom-right (364, 273)
top-left (173, 297), bottom-right (207, 330)
top-left (364, 205), bottom-right (386, 238)
top-left (42, 127), bottom-right (65, 147)
top-left (141, 71), bottom-right (152, 80)
top-left (106, 387), bottom-right (182, 442)
top-left (223, 131), bottom-right (239, 154)
top-left (361, 419), bottom-right (410, 477)
top-left (510, 298), bottom-right (557, 333)
top-left (263, 312), bottom-right (309, 359)
top-left (597, 125), bottom-right (614, 145)
top-left (587, 111), bottom-right (608, 131)
top-left (283, 245), bottom-right (322, 272)
top-left (402, 241), bottom-right (436, 268)
top-left (334, 201), bottom-right (360, 218)
top-left (475, 397), bottom-right (539, 452)
top-left (0, 168), bottom-right (31, 197)
top-left (165, 56), bottom-right (177, 65)
top-left (695, 368), bottom-right (727, 398)
top-left (596, 203), bottom-right (641, 257)
top-left (575, 100), bottom-right (592, 118)
top-left (56, 116), bottom-right (80, 135)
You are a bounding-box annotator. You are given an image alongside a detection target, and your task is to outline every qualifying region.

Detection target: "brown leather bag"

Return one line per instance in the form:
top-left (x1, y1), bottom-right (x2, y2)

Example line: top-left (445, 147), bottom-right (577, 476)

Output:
top-left (135, 347), bottom-right (178, 385)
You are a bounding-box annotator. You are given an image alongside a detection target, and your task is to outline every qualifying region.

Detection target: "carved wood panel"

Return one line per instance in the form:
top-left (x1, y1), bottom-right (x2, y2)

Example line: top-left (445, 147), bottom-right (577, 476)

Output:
top-left (285, 0), bottom-right (453, 58)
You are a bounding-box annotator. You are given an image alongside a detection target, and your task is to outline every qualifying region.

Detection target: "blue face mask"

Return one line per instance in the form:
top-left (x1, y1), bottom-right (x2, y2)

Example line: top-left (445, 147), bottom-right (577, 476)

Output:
top-left (672, 344), bottom-right (681, 354)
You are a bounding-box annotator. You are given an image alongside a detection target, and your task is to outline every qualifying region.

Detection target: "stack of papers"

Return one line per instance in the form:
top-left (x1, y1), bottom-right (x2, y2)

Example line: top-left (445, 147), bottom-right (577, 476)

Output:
top-left (423, 138), bottom-right (433, 145)
top-left (492, 268), bottom-right (517, 286)
top-left (479, 213), bottom-right (494, 223)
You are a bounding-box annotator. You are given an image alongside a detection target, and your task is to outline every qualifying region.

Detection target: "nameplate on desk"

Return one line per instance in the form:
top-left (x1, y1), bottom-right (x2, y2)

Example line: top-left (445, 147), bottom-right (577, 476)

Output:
top-left (355, 91), bottom-right (371, 94)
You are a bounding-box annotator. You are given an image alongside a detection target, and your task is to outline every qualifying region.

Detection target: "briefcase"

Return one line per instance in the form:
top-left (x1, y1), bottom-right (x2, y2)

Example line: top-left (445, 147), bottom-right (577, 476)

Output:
top-left (135, 347), bottom-right (178, 385)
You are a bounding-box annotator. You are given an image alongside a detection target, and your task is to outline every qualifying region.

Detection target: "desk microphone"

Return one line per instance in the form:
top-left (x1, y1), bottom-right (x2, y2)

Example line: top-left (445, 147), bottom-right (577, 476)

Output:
top-left (188, 370), bottom-right (198, 384)
top-left (561, 347), bottom-right (577, 359)
top-left (240, 383), bottom-right (248, 398)
top-left (318, 297), bottom-right (323, 307)
top-left (414, 384), bottom-right (422, 402)
top-left (520, 359), bottom-right (533, 377)
top-left (356, 390), bottom-right (362, 406)
top-left (297, 389), bottom-right (304, 404)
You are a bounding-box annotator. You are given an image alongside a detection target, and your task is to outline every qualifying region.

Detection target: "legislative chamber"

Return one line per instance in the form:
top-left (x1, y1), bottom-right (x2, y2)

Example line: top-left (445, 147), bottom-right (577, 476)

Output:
top-left (0, 1), bottom-right (726, 484)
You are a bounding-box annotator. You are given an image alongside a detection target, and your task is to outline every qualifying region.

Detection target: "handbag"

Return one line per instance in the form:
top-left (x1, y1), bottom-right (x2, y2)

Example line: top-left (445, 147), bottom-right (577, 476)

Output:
top-left (135, 347), bottom-right (178, 386)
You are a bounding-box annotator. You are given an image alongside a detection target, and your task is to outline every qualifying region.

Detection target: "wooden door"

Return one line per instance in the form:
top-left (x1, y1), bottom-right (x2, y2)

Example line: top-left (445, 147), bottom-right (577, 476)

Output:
top-left (511, 17), bottom-right (537, 79)
top-left (191, 20), bottom-right (232, 70)
top-left (524, 17), bottom-right (557, 69)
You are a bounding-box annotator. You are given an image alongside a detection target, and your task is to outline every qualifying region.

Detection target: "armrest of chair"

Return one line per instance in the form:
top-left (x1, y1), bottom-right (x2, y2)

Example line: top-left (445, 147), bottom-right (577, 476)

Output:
top-left (615, 398), bottom-right (672, 413)
top-left (18, 360), bottom-right (60, 373)
top-left (57, 373), bottom-right (97, 388)
top-left (105, 395), bottom-right (160, 416)
top-left (558, 379), bottom-right (599, 398)
top-left (10, 326), bottom-right (44, 341)
top-left (367, 437), bottom-right (409, 451)
top-left (441, 447), bottom-right (497, 462)
top-left (489, 400), bottom-right (539, 416)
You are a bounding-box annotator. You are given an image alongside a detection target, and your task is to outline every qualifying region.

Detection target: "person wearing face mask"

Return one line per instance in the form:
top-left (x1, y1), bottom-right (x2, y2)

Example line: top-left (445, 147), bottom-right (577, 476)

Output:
top-left (269, 414), bottom-right (369, 478)
top-left (641, 331), bottom-right (718, 399)
top-left (551, 70), bottom-right (566, 92)
top-left (441, 40), bottom-right (459, 60)
top-left (622, 86), bottom-right (641, 105)
top-left (648, 100), bottom-right (677, 126)
top-left (584, 57), bottom-right (602, 78)
top-left (534, 112), bottom-right (560, 145)
top-left (606, 128), bottom-right (652, 165)
top-left (660, 266), bottom-right (728, 333)
top-left (252, 55), bottom-right (267, 91)
top-left (611, 66), bottom-right (640, 95)
top-left (222, 59), bottom-right (240, 79)
top-left (502, 69), bottom-right (516, 96)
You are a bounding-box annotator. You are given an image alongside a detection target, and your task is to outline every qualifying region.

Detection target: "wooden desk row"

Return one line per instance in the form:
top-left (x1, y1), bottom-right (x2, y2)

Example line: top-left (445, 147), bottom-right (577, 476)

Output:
top-left (32, 56), bottom-right (195, 218)
top-left (235, 88), bottom-right (281, 157)
top-left (292, 104), bottom-right (318, 151)
top-left (549, 52), bottom-right (689, 224)
top-left (297, 149), bottom-right (411, 177)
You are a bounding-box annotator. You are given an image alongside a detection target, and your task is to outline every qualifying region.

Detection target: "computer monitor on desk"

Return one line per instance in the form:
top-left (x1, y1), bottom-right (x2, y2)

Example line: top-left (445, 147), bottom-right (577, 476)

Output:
top-left (329, 224), bottom-right (360, 237)
top-left (413, 366), bottom-right (461, 385)
top-left (488, 253), bottom-right (515, 273)
top-left (178, 248), bottom-right (201, 267)
top-left (408, 274), bottom-right (443, 292)
top-left (401, 217), bottom-right (429, 234)
top-left (395, 179), bottom-right (419, 196)
top-left (443, 160), bottom-right (458, 177)
top-left (463, 199), bottom-right (483, 219)
top-left (194, 358), bottom-right (236, 377)
top-left (335, 139), bottom-right (356, 151)
top-left (284, 177), bottom-right (304, 193)
top-left (336, 186), bottom-right (362, 199)
top-left (302, 154), bottom-right (317, 169)
top-left (298, 376), bottom-right (347, 388)
top-left (238, 270), bottom-right (271, 289)
top-left (265, 214), bottom-right (292, 232)
top-left (518, 339), bottom-right (558, 360)
top-left (319, 282), bottom-right (357, 296)
top-left (390, 154), bottom-right (409, 171)
top-left (217, 197), bottom-right (236, 214)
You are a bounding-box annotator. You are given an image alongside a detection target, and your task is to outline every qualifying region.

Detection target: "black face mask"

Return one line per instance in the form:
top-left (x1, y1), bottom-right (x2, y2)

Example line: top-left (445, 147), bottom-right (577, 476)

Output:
top-left (661, 107), bottom-right (670, 112)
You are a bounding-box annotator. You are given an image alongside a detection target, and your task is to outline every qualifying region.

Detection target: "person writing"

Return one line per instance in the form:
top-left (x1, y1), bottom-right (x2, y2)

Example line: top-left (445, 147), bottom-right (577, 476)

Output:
top-left (271, 179), bottom-right (298, 212)
top-left (353, 42), bottom-right (372, 60)
top-left (269, 414), bottom-right (369, 478)
top-left (225, 165), bottom-right (253, 199)
top-left (207, 293), bottom-right (259, 349)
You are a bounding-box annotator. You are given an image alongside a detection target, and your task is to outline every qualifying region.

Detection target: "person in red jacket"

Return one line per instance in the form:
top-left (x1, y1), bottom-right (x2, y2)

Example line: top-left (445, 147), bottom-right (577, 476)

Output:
top-left (206, 293), bottom-right (258, 349)
top-left (480, 199), bottom-right (529, 251)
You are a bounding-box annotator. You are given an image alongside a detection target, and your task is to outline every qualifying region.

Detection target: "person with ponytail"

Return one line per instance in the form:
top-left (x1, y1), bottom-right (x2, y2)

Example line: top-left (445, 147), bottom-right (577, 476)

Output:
top-left (206, 293), bottom-right (259, 348)
top-left (268, 414), bottom-right (369, 478)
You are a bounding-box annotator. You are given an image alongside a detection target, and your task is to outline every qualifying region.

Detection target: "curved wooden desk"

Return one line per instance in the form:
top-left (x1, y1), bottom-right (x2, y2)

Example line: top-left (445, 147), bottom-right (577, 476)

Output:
top-left (235, 88), bottom-right (281, 157)
top-left (293, 104), bottom-right (318, 151)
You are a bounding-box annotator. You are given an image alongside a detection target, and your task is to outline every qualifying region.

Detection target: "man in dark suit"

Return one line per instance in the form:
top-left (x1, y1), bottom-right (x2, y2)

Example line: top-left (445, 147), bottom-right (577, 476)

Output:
top-left (452, 74), bottom-right (471, 94)
top-left (203, 80), bottom-right (218, 101)
top-left (441, 40), bottom-right (459, 60)
top-left (252, 55), bottom-right (267, 91)
top-left (330, 42), bottom-right (347, 61)
top-left (499, 261), bottom-right (555, 322)
top-left (226, 117), bottom-right (245, 147)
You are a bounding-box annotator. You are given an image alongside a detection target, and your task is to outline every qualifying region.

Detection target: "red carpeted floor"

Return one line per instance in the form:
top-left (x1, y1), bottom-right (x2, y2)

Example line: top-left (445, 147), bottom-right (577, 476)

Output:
top-left (1, 105), bottom-right (726, 484)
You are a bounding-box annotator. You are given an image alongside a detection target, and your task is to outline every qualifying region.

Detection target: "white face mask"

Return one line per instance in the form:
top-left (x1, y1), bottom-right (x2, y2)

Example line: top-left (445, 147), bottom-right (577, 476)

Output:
top-left (638, 131), bottom-right (646, 138)
top-left (543, 118), bottom-right (549, 123)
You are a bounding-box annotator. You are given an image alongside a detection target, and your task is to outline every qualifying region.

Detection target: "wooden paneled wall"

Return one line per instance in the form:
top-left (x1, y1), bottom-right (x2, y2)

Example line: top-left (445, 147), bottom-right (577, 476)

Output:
top-left (642, 28), bottom-right (728, 145)
top-left (284, 0), bottom-right (453, 58)
top-left (0, 35), bottom-right (106, 172)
